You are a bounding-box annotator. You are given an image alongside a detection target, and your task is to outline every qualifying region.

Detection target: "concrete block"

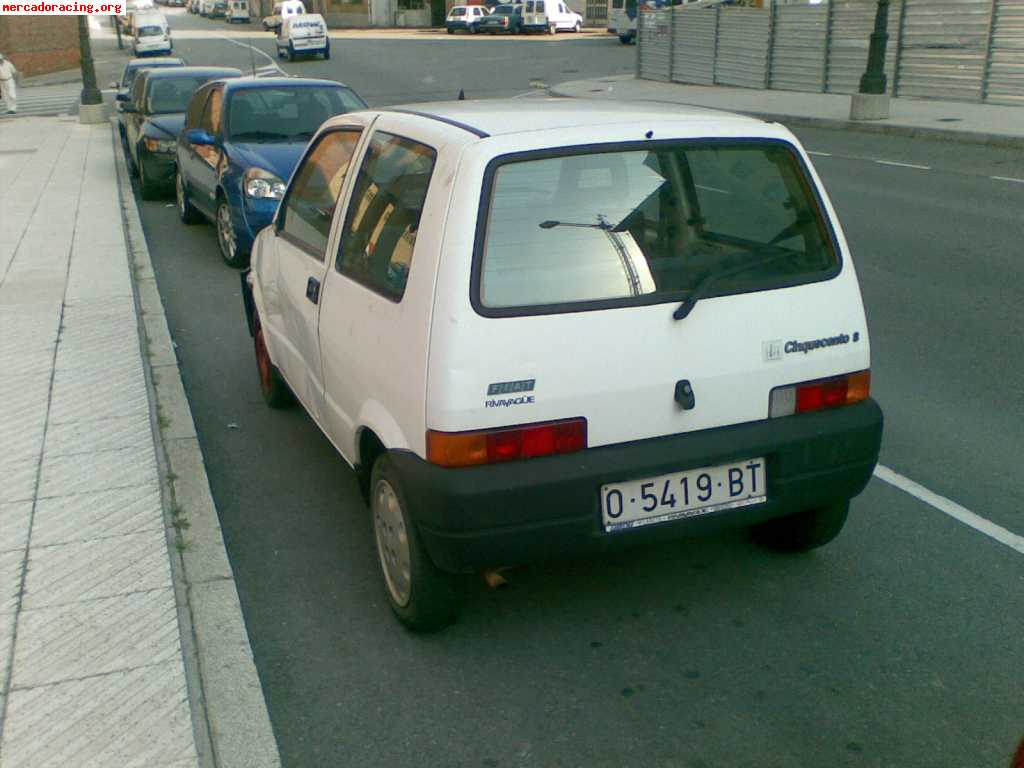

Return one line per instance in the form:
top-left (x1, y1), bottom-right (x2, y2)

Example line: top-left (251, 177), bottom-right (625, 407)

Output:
top-left (0, 502), bottom-right (33, 556)
top-left (850, 93), bottom-right (891, 121)
top-left (43, 412), bottom-right (153, 458)
top-left (38, 446), bottom-right (158, 499)
top-left (78, 102), bottom-right (108, 124)
top-left (0, 548), bottom-right (24, 614)
top-left (153, 364), bottom-right (198, 442)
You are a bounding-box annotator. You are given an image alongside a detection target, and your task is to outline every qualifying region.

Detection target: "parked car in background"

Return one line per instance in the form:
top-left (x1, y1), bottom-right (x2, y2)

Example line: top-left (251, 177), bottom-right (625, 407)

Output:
top-left (121, 67), bottom-right (242, 199)
top-left (188, 0), bottom-right (200, 12)
top-left (478, 3), bottom-right (524, 33)
top-left (522, 0), bottom-right (582, 32)
top-left (131, 14), bottom-right (173, 56)
top-left (277, 14), bottom-right (330, 61)
top-left (263, 0), bottom-right (305, 31)
top-left (226, 0), bottom-right (251, 22)
top-left (111, 56), bottom-right (184, 104)
top-left (241, 99), bottom-right (883, 631)
top-left (208, 0), bottom-right (228, 17)
top-left (446, 5), bottom-right (488, 33)
top-left (175, 77), bottom-right (367, 266)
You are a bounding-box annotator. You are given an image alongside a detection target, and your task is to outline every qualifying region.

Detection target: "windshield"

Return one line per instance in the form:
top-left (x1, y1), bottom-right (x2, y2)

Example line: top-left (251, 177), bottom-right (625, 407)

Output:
top-left (227, 86), bottom-right (367, 143)
top-left (138, 25), bottom-right (164, 37)
top-left (449, 6), bottom-right (465, 14)
top-left (478, 142), bottom-right (837, 312)
top-left (494, 4), bottom-right (514, 12)
top-left (146, 76), bottom-right (212, 115)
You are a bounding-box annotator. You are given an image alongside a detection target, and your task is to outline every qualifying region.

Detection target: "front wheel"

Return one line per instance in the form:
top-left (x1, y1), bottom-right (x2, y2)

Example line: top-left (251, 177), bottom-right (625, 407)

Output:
top-left (447, 27), bottom-right (453, 34)
top-left (323, 44), bottom-right (330, 59)
top-left (216, 198), bottom-right (248, 268)
top-left (138, 154), bottom-right (159, 201)
top-left (287, 42), bottom-right (295, 61)
top-left (371, 455), bottom-right (457, 631)
top-left (618, 32), bottom-right (632, 44)
top-left (752, 502), bottom-right (850, 552)
top-left (548, 22), bottom-right (556, 34)
top-left (573, 20), bottom-right (581, 32)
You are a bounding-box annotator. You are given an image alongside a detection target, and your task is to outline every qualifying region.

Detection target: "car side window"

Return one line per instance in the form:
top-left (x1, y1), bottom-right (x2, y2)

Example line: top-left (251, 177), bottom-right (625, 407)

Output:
top-left (279, 129), bottom-right (362, 261)
top-left (336, 132), bottom-right (436, 302)
top-left (186, 86), bottom-right (212, 130)
top-left (131, 74), bottom-right (147, 110)
top-left (200, 87), bottom-right (224, 135)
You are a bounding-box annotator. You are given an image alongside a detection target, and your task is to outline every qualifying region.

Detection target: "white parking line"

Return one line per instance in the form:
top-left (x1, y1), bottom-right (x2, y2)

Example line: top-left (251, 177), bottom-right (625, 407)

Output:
top-left (874, 464), bottom-right (1024, 555)
top-left (874, 159), bottom-right (931, 170)
top-left (991, 175), bottom-right (1024, 184)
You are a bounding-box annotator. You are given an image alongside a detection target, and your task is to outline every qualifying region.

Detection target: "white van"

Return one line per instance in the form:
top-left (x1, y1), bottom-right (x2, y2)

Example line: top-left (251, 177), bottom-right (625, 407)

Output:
top-left (132, 13), bottom-right (172, 55)
top-left (243, 100), bottom-right (884, 630)
top-left (226, 0), bottom-right (251, 22)
top-left (277, 13), bottom-right (329, 60)
top-left (522, 0), bottom-right (583, 33)
top-left (263, 0), bottom-right (305, 31)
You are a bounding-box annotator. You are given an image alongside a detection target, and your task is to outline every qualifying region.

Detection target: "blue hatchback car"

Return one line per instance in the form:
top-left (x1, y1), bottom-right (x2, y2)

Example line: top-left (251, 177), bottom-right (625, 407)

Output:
top-left (175, 76), bottom-right (367, 267)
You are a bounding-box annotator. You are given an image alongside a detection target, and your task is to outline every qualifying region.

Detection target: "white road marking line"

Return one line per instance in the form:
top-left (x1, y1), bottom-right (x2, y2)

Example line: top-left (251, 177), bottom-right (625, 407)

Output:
top-left (220, 36), bottom-right (284, 75)
top-left (991, 175), bottom-right (1024, 184)
top-left (874, 159), bottom-right (931, 170)
top-left (874, 464), bottom-right (1024, 555)
top-left (807, 151), bottom-right (832, 157)
top-left (695, 184), bottom-right (730, 194)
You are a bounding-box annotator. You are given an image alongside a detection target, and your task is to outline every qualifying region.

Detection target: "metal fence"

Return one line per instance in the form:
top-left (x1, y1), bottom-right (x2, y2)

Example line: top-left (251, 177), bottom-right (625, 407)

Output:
top-left (637, 0), bottom-right (1024, 106)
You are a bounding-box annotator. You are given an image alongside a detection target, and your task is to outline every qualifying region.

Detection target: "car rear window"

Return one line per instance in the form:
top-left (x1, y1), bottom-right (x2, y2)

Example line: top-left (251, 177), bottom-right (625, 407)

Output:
top-left (450, 6), bottom-right (466, 14)
top-left (476, 142), bottom-right (838, 314)
top-left (226, 86), bottom-right (366, 142)
top-left (146, 76), bottom-right (213, 114)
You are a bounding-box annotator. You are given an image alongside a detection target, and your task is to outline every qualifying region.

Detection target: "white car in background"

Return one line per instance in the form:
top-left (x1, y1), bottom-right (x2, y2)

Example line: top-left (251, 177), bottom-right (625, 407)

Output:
top-left (276, 13), bottom-right (329, 60)
top-left (522, 0), bottom-right (582, 33)
top-left (241, 99), bottom-right (884, 630)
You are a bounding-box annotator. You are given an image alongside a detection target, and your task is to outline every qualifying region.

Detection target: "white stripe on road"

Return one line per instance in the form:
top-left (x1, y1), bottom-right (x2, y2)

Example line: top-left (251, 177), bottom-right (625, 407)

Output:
top-left (220, 35), bottom-right (285, 75)
top-left (874, 464), bottom-right (1024, 555)
top-left (807, 151), bottom-right (832, 157)
top-left (874, 159), bottom-right (931, 170)
top-left (991, 175), bottom-right (1024, 184)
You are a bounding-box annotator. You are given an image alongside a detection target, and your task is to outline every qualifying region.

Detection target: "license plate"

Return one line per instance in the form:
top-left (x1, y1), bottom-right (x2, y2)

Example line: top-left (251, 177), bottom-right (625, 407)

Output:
top-left (601, 457), bottom-right (767, 533)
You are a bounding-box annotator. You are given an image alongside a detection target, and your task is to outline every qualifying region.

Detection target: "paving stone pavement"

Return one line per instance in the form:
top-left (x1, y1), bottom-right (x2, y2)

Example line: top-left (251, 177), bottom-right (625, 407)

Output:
top-left (0, 117), bottom-right (199, 767)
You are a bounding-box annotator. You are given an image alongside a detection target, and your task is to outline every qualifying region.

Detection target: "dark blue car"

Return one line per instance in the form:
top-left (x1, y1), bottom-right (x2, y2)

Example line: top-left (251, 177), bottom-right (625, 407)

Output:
top-left (174, 76), bottom-right (367, 267)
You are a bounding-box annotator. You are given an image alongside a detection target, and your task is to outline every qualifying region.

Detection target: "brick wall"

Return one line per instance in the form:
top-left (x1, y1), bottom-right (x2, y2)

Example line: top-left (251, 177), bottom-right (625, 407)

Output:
top-left (0, 17), bottom-right (80, 77)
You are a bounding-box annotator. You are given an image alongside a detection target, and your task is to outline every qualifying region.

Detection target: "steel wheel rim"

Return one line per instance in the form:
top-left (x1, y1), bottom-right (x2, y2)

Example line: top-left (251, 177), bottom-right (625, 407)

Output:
top-left (373, 479), bottom-right (411, 607)
top-left (176, 173), bottom-right (186, 216)
top-left (217, 202), bottom-right (236, 260)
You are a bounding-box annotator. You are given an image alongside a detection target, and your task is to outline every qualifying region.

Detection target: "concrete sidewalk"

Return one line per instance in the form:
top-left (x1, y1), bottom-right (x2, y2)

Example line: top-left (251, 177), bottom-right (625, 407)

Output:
top-left (550, 75), bottom-right (1024, 148)
top-left (0, 115), bottom-right (278, 766)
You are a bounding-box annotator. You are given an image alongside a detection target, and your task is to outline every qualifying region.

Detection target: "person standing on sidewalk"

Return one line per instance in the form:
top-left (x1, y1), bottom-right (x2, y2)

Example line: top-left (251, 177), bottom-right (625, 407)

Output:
top-left (0, 52), bottom-right (17, 114)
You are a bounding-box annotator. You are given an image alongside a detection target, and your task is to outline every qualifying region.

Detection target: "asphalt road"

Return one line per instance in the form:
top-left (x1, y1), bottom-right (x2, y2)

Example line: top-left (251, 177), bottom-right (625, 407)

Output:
top-left (131, 10), bottom-right (1024, 768)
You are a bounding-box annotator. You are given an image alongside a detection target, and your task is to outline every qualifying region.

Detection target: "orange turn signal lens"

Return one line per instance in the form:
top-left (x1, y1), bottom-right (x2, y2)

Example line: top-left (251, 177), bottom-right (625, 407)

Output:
top-left (427, 418), bottom-right (587, 468)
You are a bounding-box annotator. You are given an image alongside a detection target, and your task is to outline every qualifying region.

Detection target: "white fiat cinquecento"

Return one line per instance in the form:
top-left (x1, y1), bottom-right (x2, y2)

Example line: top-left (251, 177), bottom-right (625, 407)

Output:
top-left (242, 100), bottom-right (884, 630)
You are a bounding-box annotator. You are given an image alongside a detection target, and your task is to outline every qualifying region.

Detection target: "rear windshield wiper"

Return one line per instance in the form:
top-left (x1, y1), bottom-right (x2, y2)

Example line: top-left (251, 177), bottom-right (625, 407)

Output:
top-left (672, 247), bottom-right (802, 321)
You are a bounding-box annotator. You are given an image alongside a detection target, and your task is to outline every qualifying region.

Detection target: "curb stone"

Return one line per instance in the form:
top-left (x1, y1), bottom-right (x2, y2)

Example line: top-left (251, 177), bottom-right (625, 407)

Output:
top-left (111, 120), bottom-right (283, 768)
top-left (547, 84), bottom-right (1024, 150)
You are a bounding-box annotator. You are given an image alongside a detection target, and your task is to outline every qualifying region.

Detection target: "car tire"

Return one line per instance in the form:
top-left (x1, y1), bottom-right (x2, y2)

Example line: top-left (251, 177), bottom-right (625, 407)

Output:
top-left (447, 27), bottom-right (453, 34)
top-left (253, 318), bottom-right (293, 408)
top-left (138, 155), bottom-right (159, 201)
top-left (287, 42), bottom-right (295, 61)
top-left (573, 20), bottom-right (581, 32)
top-left (470, 24), bottom-right (478, 33)
top-left (548, 22), bottom-right (556, 34)
top-left (176, 170), bottom-right (202, 225)
top-left (618, 33), bottom-right (631, 44)
top-left (371, 453), bottom-right (457, 632)
top-left (216, 197), bottom-right (248, 268)
top-left (752, 501), bottom-right (850, 553)
top-left (323, 44), bottom-right (330, 59)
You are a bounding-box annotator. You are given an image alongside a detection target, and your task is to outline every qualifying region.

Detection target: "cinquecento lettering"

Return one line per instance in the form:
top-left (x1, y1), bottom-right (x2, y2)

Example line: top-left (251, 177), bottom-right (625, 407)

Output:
top-left (784, 333), bottom-right (851, 355)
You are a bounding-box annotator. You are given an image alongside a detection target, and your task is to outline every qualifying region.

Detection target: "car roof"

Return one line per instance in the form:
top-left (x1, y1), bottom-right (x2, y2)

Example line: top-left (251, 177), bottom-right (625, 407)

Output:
top-left (222, 76), bottom-right (349, 91)
top-left (128, 57), bottom-right (184, 68)
top-left (142, 66), bottom-right (242, 81)
top-left (379, 98), bottom-right (766, 139)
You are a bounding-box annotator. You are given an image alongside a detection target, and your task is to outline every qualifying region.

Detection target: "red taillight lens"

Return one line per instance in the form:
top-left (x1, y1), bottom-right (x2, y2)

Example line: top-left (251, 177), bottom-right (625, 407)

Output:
top-left (427, 418), bottom-right (587, 468)
top-left (770, 370), bottom-right (870, 418)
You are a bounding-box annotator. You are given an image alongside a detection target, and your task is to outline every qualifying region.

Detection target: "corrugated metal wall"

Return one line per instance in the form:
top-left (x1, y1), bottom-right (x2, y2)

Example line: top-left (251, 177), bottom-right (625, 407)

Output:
top-left (639, 0), bottom-right (1024, 107)
top-left (896, 0), bottom-right (991, 101)
top-left (671, 6), bottom-right (717, 86)
top-left (714, 7), bottom-right (772, 89)
top-left (826, 0), bottom-right (901, 95)
top-left (638, 9), bottom-right (673, 83)
top-left (771, 5), bottom-right (828, 92)
top-left (986, 0), bottom-right (1024, 104)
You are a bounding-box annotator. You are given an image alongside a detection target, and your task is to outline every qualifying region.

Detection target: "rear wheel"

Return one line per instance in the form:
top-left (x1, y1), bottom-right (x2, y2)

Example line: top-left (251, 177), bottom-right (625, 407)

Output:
top-left (287, 42), bottom-right (295, 61)
top-left (752, 502), bottom-right (850, 552)
top-left (253, 319), bottom-right (293, 408)
top-left (176, 170), bottom-right (201, 224)
top-left (323, 44), bottom-right (330, 59)
top-left (548, 22), bottom-right (556, 34)
top-left (371, 454), bottom-right (457, 632)
top-left (447, 27), bottom-right (453, 34)
top-left (618, 32), bottom-right (631, 44)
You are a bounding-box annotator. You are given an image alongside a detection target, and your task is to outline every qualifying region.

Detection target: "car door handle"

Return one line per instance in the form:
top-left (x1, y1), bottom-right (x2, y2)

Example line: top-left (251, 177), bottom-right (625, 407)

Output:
top-left (306, 276), bottom-right (321, 304)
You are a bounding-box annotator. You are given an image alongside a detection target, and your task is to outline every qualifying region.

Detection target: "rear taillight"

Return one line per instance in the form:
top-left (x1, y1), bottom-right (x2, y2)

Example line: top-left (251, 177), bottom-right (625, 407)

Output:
top-left (769, 370), bottom-right (870, 418)
top-left (427, 418), bottom-right (587, 468)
